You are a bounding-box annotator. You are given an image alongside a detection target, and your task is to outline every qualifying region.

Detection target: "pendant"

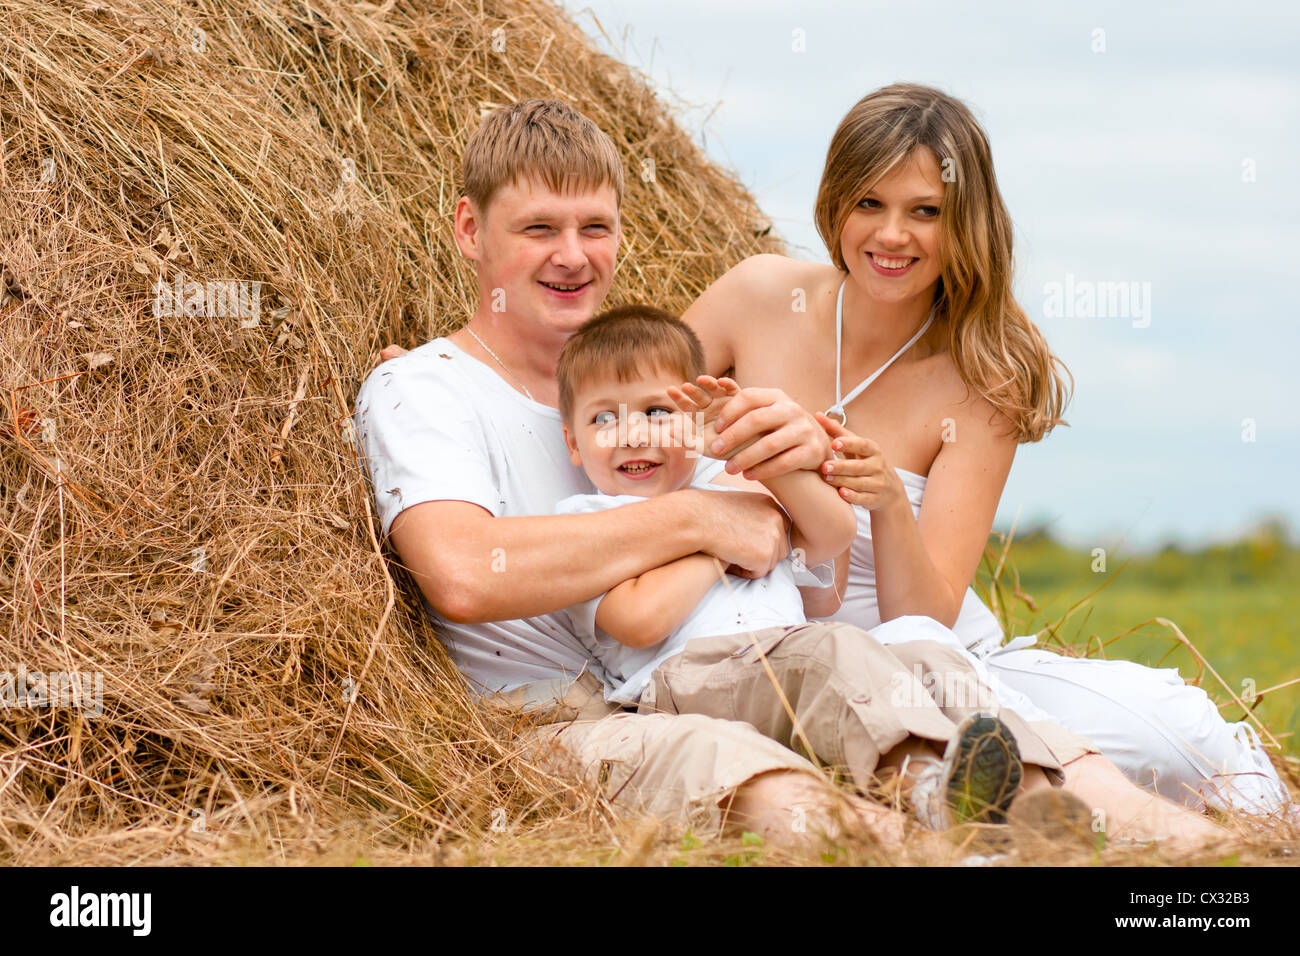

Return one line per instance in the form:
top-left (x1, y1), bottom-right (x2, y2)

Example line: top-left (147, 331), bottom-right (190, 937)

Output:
top-left (824, 406), bottom-right (848, 459)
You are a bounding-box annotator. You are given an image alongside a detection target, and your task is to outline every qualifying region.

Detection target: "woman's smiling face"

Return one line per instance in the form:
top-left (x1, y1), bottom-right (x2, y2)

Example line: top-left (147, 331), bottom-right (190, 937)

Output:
top-left (838, 147), bottom-right (946, 306)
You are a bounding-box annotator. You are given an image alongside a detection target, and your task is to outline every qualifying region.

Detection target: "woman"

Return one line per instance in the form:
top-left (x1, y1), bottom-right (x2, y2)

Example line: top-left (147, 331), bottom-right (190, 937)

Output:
top-left (683, 83), bottom-right (1288, 818)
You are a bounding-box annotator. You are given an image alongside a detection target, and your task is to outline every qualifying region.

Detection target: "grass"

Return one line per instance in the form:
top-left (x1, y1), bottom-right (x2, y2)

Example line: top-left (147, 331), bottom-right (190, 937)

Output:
top-left (977, 519), bottom-right (1300, 755)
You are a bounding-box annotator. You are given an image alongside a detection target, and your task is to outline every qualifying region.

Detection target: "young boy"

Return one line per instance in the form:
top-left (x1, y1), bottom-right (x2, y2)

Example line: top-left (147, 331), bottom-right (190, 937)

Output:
top-left (554, 303), bottom-right (851, 705)
top-left (554, 304), bottom-right (1030, 827)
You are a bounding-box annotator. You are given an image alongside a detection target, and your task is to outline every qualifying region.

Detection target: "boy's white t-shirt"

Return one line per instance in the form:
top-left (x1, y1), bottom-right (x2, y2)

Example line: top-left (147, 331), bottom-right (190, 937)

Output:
top-left (555, 471), bottom-right (834, 706)
top-left (353, 335), bottom-right (723, 695)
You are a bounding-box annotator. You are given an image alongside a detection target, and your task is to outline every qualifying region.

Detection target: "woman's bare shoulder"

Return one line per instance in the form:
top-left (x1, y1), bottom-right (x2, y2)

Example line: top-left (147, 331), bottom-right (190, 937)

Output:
top-left (714, 255), bottom-right (837, 301)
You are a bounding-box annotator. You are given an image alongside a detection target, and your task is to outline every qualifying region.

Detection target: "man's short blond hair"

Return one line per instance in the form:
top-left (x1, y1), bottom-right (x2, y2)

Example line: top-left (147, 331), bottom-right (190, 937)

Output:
top-left (462, 99), bottom-right (625, 215)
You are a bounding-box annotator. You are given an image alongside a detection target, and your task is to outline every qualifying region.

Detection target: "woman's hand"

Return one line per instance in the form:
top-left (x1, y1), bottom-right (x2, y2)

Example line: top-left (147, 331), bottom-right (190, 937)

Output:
top-left (694, 384), bottom-right (833, 480)
top-left (813, 412), bottom-right (907, 512)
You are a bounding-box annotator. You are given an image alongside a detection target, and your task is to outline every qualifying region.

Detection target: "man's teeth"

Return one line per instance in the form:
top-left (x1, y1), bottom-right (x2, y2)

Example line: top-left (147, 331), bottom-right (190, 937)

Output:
top-left (621, 462), bottom-right (656, 473)
top-left (871, 254), bottom-right (914, 269)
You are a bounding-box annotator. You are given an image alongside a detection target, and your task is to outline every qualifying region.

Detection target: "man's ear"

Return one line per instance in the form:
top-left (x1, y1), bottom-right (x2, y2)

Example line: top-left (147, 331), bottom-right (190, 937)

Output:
top-left (453, 196), bottom-right (482, 260)
top-left (562, 423), bottom-right (582, 467)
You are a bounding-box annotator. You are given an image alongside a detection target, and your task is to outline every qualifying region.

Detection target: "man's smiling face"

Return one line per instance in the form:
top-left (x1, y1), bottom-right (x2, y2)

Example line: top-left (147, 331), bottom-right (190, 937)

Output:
top-left (457, 176), bottom-right (621, 346)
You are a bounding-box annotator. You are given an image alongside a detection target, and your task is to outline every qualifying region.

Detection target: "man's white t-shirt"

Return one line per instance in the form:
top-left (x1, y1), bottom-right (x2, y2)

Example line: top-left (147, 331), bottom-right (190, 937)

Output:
top-left (555, 476), bottom-right (834, 706)
top-left (354, 336), bottom-right (602, 693)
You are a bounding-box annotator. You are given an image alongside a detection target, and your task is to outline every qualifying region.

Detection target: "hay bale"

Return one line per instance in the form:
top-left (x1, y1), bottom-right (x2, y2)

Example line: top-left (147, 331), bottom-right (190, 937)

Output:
top-left (0, 0), bottom-right (781, 863)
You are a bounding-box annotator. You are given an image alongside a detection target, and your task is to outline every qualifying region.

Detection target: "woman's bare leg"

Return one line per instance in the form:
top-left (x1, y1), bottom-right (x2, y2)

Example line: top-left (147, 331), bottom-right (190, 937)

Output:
top-left (1060, 753), bottom-right (1224, 846)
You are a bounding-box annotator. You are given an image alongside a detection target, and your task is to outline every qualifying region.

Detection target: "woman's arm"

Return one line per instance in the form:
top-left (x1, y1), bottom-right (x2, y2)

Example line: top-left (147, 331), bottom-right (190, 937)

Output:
top-left (681, 256), bottom-right (835, 479)
top-left (815, 407), bottom-right (1015, 628)
top-left (594, 553), bottom-right (723, 648)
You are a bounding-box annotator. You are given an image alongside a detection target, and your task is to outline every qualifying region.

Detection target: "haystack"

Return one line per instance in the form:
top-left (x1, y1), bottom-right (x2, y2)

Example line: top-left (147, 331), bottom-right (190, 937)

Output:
top-left (0, 0), bottom-right (782, 863)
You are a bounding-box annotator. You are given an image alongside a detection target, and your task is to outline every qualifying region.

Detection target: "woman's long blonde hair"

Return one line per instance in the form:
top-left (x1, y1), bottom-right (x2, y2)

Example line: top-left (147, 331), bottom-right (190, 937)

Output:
top-left (814, 83), bottom-right (1071, 443)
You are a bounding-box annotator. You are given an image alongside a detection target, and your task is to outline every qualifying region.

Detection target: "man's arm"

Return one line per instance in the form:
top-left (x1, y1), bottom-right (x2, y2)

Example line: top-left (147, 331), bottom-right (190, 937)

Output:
top-left (593, 552), bottom-right (721, 648)
top-left (389, 488), bottom-right (789, 623)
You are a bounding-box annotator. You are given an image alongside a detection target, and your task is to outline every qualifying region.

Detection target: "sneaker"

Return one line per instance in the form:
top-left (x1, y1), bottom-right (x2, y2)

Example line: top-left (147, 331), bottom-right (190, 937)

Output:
top-left (911, 713), bottom-right (1023, 829)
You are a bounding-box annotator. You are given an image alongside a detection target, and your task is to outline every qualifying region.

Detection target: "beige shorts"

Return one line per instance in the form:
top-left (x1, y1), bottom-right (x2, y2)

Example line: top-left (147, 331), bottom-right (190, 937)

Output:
top-left (511, 622), bottom-right (1098, 833)
top-left (517, 672), bottom-right (825, 834)
top-left (640, 623), bottom-right (1096, 788)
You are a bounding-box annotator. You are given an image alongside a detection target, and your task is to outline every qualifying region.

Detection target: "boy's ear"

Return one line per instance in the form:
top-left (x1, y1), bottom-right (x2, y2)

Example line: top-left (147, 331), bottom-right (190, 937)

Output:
top-left (562, 423), bottom-right (582, 466)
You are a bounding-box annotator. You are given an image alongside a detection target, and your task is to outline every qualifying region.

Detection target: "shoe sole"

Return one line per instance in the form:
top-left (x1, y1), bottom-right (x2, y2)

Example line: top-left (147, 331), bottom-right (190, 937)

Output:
top-left (945, 714), bottom-right (1023, 825)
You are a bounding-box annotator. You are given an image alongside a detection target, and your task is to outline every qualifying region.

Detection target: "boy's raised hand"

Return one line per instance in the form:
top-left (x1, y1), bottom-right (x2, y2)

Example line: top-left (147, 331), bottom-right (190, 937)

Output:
top-left (668, 375), bottom-right (755, 461)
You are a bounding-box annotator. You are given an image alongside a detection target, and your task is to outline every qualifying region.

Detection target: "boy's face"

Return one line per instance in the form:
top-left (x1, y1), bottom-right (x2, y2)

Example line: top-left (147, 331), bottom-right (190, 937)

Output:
top-left (562, 368), bottom-right (700, 498)
top-left (455, 177), bottom-right (620, 345)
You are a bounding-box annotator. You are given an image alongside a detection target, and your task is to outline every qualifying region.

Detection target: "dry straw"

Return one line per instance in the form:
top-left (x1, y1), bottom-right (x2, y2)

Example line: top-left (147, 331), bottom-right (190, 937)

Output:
top-left (0, 0), bottom-right (1292, 866)
top-left (0, 0), bottom-right (782, 864)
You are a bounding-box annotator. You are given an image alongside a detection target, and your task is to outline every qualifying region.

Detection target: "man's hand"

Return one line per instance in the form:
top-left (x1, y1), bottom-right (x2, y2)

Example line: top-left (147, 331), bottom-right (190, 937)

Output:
top-left (686, 487), bottom-right (790, 579)
top-left (705, 386), bottom-right (833, 481)
top-left (374, 344), bottom-right (408, 367)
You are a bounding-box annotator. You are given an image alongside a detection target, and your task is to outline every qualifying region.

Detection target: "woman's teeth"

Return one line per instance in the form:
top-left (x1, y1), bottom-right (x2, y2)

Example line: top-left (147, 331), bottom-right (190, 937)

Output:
top-left (871, 254), bottom-right (914, 269)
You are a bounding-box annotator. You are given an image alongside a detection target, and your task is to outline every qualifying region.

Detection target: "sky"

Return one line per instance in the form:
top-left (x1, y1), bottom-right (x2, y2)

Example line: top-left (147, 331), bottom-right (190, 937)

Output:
top-left (558, 0), bottom-right (1300, 550)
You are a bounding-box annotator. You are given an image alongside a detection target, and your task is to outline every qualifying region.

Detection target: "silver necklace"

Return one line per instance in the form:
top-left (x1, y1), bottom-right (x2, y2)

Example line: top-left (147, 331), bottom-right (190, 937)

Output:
top-left (465, 326), bottom-right (534, 400)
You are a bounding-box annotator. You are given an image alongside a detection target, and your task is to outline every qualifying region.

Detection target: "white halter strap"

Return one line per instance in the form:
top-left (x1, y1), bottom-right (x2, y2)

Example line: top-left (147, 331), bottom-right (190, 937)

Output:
top-left (825, 278), bottom-right (937, 426)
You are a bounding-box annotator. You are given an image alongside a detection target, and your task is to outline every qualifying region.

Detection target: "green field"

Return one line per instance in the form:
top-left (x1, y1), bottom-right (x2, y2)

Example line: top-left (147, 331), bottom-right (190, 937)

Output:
top-left (975, 519), bottom-right (1300, 755)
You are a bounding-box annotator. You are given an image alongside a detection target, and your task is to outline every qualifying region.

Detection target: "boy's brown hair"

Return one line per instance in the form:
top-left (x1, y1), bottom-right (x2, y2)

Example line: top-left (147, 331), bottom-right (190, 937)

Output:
top-left (557, 305), bottom-right (706, 426)
top-left (462, 98), bottom-right (625, 215)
